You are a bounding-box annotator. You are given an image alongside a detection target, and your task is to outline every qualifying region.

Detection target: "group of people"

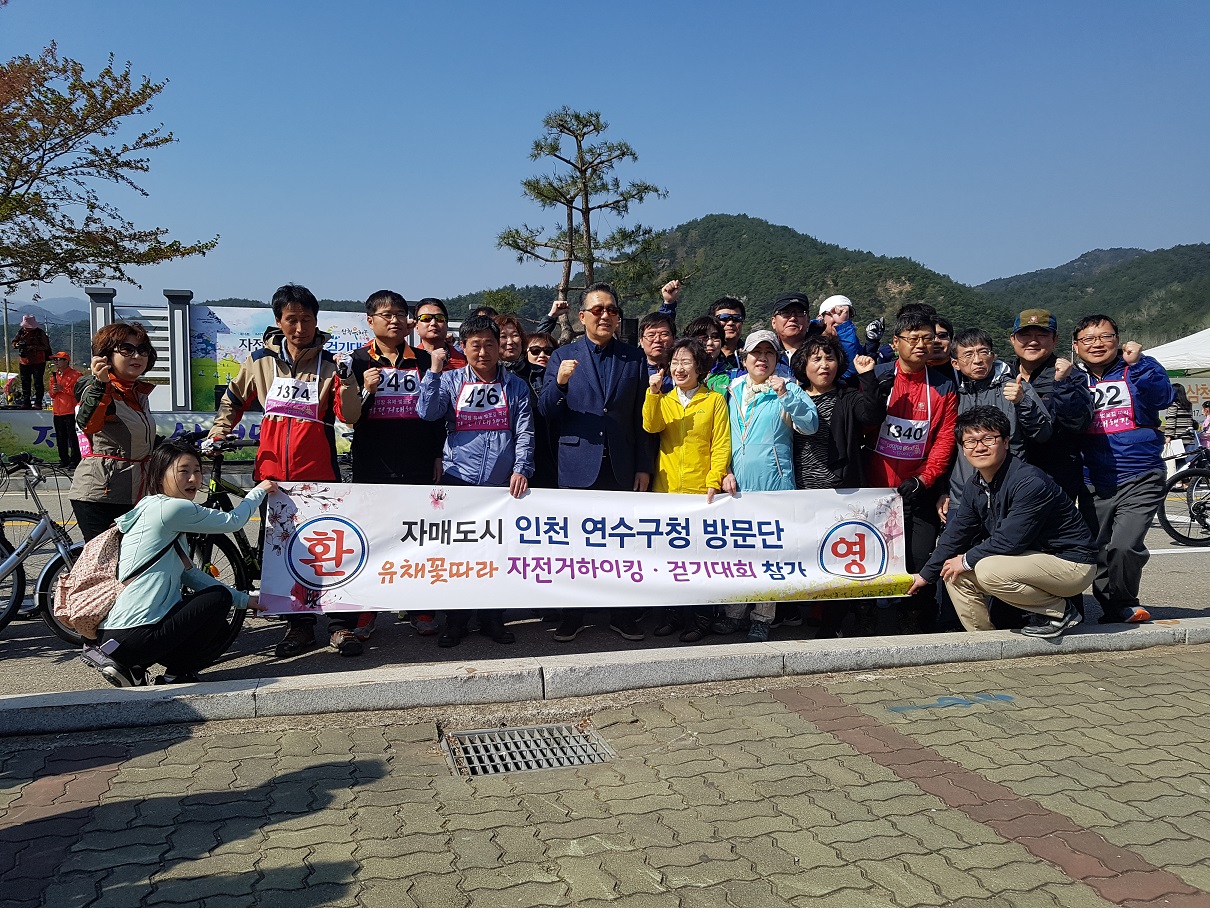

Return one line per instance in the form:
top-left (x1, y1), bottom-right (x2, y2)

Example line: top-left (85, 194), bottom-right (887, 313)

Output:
top-left (65, 279), bottom-right (1178, 687)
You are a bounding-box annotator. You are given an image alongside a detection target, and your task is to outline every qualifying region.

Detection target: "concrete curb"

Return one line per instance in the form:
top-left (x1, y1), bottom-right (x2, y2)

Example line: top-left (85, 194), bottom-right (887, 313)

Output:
top-left (3, 617), bottom-right (1208, 736)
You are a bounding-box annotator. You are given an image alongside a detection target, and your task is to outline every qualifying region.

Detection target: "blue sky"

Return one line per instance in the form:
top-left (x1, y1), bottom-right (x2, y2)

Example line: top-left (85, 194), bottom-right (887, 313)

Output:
top-left (3, 0), bottom-right (1207, 306)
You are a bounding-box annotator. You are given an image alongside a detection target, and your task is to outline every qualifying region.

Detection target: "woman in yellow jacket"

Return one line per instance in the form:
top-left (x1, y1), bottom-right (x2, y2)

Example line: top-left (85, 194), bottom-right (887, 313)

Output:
top-left (642, 337), bottom-right (731, 641)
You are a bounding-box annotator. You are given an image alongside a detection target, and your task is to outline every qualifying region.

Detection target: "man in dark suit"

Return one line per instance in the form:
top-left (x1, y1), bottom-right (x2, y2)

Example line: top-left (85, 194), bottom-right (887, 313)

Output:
top-left (540, 282), bottom-right (654, 642)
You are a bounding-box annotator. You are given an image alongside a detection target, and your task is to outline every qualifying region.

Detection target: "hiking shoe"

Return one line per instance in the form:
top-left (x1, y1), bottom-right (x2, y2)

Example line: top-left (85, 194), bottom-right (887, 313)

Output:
top-left (274, 624), bottom-right (317, 658)
top-left (330, 629), bottom-right (363, 657)
top-left (153, 672), bottom-right (201, 685)
top-left (101, 661), bottom-right (148, 688)
top-left (771, 605), bottom-right (802, 628)
top-left (552, 615), bottom-right (584, 642)
top-left (1018, 602), bottom-right (1082, 639)
top-left (747, 621), bottom-right (771, 643)
top-left (711, 616), bottom-right (741, 635)
top-left (481, 617), bottom-right (516, 645)
top-left (411, 612), bottom-right (439, 636)
top-left (679, 623), bottom-right (709, 643)
top-left (610, 616), bottom-right (645, 641)
top-left (1097, 604), bottom-right (1151, 624)
top-left (353, 613), bottom-right (378, 642)
top-left (437, 626), bottom-right (464, 648)
top-left (652, 608), bottom-right (681, 636)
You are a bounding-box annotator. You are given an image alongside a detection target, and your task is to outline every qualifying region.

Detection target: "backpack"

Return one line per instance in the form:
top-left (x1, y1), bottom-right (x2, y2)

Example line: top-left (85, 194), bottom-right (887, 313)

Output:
top-left (55, 526), bottom-right (182, 641)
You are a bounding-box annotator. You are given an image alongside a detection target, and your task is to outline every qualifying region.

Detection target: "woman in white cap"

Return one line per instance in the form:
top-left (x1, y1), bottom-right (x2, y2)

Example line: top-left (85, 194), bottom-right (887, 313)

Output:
top-left (711, 329), bottom-right (819, 643)
top-left (12, 314), bottom-right (52, 409)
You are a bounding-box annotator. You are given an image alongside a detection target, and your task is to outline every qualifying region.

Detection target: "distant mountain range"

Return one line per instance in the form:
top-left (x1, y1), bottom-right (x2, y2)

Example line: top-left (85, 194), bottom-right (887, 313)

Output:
top-left (975, 244), bottom-right (1210, 345)
top-left (2, 297), bottom-right (89, 325)
top-left (9, 218), bottom-right (1208, 347)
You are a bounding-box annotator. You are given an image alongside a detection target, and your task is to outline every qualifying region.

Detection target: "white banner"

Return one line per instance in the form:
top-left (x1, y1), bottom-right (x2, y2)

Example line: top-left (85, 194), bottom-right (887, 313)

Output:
top-left (260, 484), bottom-right (911, 613)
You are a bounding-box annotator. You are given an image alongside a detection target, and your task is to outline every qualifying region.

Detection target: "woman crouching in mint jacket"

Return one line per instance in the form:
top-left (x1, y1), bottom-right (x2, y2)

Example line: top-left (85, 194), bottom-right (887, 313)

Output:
top-left (89, 439), bottom-right (277, 687)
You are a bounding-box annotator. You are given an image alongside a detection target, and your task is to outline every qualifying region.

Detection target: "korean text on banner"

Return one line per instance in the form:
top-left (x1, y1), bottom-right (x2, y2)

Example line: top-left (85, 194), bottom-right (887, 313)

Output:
top-left (259, 484), bottom-right (912, 614)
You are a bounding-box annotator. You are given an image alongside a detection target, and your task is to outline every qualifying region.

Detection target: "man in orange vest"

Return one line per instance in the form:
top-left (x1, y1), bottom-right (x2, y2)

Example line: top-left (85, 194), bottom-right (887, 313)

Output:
top-left (48, 352), bottom-right (83, 469)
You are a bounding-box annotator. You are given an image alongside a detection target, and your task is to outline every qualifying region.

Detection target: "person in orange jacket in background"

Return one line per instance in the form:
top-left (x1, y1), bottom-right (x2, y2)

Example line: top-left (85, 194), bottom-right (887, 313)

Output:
top-left (48, 352), bottom-right (83, 469)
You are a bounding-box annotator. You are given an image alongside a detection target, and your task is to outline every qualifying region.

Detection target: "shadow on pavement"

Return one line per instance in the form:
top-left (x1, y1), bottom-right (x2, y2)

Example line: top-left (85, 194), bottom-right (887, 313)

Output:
top-left (0, 757), bottom-right (386, 908)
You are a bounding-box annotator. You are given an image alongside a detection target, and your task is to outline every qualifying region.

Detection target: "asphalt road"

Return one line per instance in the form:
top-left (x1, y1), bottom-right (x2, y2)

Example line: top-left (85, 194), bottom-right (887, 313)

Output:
top-left (2, 468), bottom-right (1208, 698)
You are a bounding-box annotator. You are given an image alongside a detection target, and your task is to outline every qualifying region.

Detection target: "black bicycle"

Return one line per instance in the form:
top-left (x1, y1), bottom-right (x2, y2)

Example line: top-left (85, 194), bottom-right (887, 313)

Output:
top-left (1157, 446), bottom-right (1210, 545)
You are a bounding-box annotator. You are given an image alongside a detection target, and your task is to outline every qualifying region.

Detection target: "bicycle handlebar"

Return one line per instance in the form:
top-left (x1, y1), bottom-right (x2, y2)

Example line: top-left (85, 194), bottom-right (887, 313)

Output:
top-left (173, 429), bottom-right (260, 452)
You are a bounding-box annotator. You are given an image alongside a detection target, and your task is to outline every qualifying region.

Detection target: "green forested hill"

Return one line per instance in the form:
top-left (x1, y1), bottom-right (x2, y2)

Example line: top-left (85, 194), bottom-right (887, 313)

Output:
top-left (975, 244), bottom-right (1210, 345)
top-left (452, 214), bottom-right (1011, 331)
top-left (652, 214), bottom-right (1008, 328)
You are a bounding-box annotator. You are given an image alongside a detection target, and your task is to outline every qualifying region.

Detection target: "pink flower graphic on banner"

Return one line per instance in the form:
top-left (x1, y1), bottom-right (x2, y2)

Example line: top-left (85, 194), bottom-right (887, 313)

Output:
top-left (430, 488), bottom-right (447, 510)
top-left (290, 581), bottom-right (323, 611)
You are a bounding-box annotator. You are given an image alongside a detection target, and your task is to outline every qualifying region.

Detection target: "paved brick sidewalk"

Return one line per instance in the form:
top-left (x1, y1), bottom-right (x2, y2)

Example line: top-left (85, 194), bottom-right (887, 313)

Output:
top-left (2, 646), bottom-right (1209, 907)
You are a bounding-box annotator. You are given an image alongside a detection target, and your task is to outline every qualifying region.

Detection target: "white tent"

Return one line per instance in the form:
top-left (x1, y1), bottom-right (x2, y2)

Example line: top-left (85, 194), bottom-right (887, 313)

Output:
top-left (1149, 327), bottom-right (1210, 373)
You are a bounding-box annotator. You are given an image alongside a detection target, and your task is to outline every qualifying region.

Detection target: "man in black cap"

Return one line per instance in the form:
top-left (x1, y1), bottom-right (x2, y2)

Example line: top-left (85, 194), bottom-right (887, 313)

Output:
top-left (1008, 308), bottom-right (1093, 504)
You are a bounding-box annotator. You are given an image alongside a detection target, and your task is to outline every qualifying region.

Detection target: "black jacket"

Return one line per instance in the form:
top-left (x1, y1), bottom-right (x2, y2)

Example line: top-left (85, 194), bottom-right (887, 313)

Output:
top-left (921, 454), bottom-right (1096, 583)
top-left (349, 342), bottom-right (444, 484)
top-left (1011, 354), bottom-right (1092, 499)
top-left (793, 368), bottom-right (886, 489)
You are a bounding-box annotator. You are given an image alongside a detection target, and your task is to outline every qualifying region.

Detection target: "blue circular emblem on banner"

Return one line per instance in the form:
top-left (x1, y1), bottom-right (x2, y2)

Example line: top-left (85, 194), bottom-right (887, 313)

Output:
top-left (286, 515), bottom-right (369, 591)
top-left (819, 520), bottom-right (888, 580)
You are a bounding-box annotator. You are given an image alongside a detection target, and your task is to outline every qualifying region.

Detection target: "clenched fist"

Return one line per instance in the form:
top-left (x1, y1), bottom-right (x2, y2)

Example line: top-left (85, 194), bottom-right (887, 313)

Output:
top-left (557, 359), bottom-right (578, 386)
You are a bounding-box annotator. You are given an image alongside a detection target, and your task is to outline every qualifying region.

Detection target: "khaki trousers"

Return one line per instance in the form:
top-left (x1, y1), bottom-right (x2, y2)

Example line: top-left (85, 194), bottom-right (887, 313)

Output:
top-left (944, 553), bottom-right (1096, 632)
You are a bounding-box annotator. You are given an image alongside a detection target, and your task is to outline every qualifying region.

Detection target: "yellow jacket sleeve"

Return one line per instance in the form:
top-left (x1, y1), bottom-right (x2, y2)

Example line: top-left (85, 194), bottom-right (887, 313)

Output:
top-left (706, 392), bottom-right (732, 490)
top-left (642, 388), bottom-right (668, 434)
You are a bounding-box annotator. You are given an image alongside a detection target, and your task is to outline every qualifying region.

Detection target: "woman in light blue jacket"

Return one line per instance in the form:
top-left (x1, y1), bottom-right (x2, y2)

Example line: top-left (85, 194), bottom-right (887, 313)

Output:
top-left (721, 330), bottom-right (818, 494)
top-left (714, 331), bottom-right (818, 642)
top-left (89, 440), bottom-right (276, 687)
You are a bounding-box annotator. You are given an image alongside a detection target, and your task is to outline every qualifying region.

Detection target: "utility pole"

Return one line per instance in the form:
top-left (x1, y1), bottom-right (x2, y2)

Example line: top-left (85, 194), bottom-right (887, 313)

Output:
top-left (2, 298), bottom-right (10, 376)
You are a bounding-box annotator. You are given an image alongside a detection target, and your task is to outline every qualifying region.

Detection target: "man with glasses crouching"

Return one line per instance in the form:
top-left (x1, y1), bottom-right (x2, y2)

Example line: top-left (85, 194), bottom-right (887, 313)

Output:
top-left (539, 282), bottom-right (655, 643)
top-left (908, 406), bottom-right (1096, 639)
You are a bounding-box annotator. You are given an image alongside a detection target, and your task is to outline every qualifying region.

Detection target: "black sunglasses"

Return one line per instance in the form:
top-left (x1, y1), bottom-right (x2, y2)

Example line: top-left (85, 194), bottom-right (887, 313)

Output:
top-left (528, 346), bottom-right (554, 355)
top-left (112, 342), bottom-right (152, 357)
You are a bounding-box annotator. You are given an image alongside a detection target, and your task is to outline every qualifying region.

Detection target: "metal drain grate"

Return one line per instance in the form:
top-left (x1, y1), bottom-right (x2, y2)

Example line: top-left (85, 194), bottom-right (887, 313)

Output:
top-left (442, 720), bottom-right (616, 776)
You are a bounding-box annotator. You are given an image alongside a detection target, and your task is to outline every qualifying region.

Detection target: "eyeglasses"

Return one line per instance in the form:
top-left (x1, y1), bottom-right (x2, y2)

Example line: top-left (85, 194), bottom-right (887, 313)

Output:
top-left (961, 434), bottom-right (1003, 450)
top-left (372, 311), bottom-right (409, 323)
top-left (934, 332), bottom-right (951, 342)
top-left (112, 343), bottom-right (152, 357)
top-left (528, 346), bottom-right (554, 356)
top-left (715, 314), bottom-right (743, 323)
top-left (894, 334), bottom-right (935, 348)
top-left (774, 309), bottom-right (806, 319)
top-left (955, 349), bottom-right (994, 362)
top-left (642, 331), bottom-right (673, 341)
top-left (584, 305), bottom-right (622, 318)
top-left (1075, 333), bottom-right (1117, 345)
top-left (416, 313), bottom-right (447, 324)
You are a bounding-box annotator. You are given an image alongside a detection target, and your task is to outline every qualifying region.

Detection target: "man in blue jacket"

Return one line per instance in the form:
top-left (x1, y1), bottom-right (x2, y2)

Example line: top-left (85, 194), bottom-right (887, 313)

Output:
top-left (539, 282), bottom-right (654, 642)
top-left (909, 406), bottom-right (1096, 638)
top-left (1074, 314), bottom-right (1174, 624)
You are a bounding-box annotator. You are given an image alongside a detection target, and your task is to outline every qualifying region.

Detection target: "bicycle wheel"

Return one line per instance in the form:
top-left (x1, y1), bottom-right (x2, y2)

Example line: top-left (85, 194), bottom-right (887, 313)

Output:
top-left (0, 509), bottom-right (70, 616)
top-left (189, 534), bottom-right (251, 653)
top-left (34, 542), bottom-right (85, 646)
top-left (1157, 469), bottom-right (1210, 546)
